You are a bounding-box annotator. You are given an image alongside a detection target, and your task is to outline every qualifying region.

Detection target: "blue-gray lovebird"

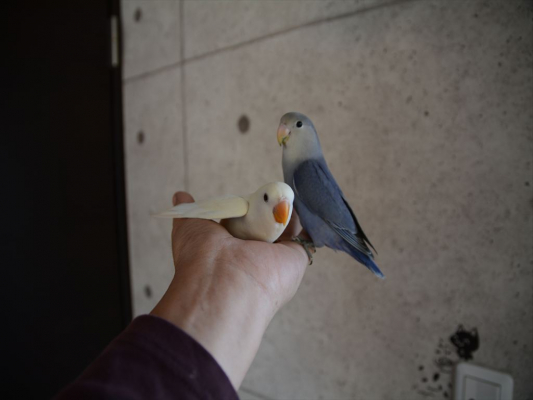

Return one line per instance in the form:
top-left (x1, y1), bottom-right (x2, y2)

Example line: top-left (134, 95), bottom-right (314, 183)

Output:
top-left (277, 112), bottom-right (384, 278)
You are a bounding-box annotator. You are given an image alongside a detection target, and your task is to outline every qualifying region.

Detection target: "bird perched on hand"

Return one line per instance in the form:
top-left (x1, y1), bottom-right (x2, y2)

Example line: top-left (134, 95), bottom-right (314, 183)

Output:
top-left (277, 112), bottom-right (384, 278)
top-left (155, 182), bottom-right (294, 243)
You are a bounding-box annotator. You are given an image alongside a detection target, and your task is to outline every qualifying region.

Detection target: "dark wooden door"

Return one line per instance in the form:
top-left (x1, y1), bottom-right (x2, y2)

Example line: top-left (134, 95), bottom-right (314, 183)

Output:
top-left (1, 1), bottom-right (131, 398)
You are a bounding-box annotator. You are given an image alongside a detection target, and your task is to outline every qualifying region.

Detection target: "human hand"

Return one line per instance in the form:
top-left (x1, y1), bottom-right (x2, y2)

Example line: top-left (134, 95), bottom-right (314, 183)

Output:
top-left (151, 191), bottom-right (311, 389)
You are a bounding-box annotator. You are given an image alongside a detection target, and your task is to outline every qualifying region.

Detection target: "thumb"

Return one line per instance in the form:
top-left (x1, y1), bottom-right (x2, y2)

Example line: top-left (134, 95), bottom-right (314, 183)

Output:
top-left (172, 191), bottom-right (194, 206)
top-left (172, 191), bottom-right (195, 230)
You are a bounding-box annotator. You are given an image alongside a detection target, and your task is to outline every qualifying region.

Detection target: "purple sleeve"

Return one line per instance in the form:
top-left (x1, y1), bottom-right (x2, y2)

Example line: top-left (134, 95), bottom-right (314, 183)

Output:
top-left (56, 314), bottom-right (239, 400)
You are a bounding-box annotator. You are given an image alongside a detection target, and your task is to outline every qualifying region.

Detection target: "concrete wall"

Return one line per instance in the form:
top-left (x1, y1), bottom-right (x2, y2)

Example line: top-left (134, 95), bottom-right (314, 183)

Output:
top-left (121, 1), bottom-right (533, 399)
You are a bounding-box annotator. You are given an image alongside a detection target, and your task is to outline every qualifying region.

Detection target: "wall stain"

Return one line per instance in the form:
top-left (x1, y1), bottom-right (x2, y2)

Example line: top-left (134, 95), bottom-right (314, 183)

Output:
top-left (450, 325), bottom-right (479, 361)
top-left (416, 324), bottom-right (480, 398)
top-left (237, 115), bottom-right (250, 134)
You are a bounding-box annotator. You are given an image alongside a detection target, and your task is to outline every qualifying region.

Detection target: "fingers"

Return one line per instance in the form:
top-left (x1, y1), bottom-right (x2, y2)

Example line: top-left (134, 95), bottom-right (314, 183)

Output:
top-left (278, 210), bottom-right (312, 243)
top-left (282, 241), bottom-right (311, 262)
top-left (297, 229), bottom-right (313, 243)
top-left (170, 190), bottom-right (228, 236)
top-left (172, 191), bottom-right (195, 231)
top-left (279, 212), bottom-right (301, 241)
top-left (278, 211), bottom-right (315, 268)
top-left (173, 191), bottom-right (194, 206)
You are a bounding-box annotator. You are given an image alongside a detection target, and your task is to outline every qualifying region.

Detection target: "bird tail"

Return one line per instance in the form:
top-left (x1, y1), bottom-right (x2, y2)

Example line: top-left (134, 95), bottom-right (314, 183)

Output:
top-left (362, 255), bottom-right (385, 279)
top-left (341, 242), bottom-right (385, 279)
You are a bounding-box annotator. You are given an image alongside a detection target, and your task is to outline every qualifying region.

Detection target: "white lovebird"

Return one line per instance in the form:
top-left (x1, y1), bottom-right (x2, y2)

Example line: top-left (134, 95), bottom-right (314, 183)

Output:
top-left (155, 182), bottom-right (294, 243)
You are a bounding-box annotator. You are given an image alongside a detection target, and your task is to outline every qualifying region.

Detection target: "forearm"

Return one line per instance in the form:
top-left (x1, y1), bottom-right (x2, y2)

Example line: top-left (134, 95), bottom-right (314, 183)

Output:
top-left (151, 257), bottom-right (276, 389)
top-left (56, 315), bottom-right (238, 400)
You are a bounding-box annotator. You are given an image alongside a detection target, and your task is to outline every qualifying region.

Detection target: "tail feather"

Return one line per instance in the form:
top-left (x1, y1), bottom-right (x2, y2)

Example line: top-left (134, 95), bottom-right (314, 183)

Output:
top-left (340, 241), bottom-right (384, 279)
top-left (361, 254), bottom-right (385, 279)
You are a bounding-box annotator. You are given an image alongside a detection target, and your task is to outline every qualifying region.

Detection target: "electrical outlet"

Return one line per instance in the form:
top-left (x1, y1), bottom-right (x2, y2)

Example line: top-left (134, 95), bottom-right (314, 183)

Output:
top-left (454, 363), bottom-right (513, 400)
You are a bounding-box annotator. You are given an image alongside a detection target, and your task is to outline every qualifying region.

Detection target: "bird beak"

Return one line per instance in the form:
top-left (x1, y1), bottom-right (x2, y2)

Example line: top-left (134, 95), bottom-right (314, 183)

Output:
top-left (273, 199), bottom-right (290, 225)
top-left (277, 124), bottom-right (290, 146)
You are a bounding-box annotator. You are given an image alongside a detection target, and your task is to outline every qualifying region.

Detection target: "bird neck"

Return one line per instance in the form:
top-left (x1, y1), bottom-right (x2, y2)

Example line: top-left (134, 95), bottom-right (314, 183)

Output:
top-left (283, 138), bottom-right (322, 164)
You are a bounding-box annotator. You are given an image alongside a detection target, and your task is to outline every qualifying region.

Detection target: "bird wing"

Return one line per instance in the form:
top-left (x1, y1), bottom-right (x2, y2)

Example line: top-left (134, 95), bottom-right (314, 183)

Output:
top-left (292, 159), bottom-right (375, 257)
top-left (154, 195), bottom-right (249, 220)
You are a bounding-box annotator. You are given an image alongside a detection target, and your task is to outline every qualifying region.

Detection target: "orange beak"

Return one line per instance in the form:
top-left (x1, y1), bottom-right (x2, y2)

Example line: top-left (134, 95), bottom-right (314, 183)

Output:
top-left (273, 199), bottom-right (290, 225)
top-left (277, 124), bottom-right (290, 146)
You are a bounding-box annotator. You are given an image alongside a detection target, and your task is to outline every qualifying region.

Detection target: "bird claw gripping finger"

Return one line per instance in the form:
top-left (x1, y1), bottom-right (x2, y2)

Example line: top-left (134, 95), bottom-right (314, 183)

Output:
top-left (292, 236), bottom-right (316, 265)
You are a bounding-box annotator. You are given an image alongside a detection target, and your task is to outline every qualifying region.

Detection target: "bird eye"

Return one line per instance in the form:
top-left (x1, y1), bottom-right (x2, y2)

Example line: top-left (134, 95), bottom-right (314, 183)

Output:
top-left (296, 121), bottom-right (303, 128)
top-left (264, 193), bottom-right (268, 202)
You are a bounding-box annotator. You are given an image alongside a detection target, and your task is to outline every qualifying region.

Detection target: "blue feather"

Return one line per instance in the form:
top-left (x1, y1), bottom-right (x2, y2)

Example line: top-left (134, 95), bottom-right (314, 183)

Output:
top-left (290, 159), bottom-right (384, 279)
top-left (339, 240), bottom-right (385, 279)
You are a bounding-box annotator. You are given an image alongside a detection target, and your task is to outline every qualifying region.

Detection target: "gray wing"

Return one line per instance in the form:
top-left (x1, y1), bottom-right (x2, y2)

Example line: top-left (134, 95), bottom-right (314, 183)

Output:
top-left (292, 159), bottom-right (376, 257)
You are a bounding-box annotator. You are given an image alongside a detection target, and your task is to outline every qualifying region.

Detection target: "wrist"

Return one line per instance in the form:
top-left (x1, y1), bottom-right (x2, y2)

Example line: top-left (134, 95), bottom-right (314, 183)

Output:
top-left (151, 254), bottom-right (276, 389)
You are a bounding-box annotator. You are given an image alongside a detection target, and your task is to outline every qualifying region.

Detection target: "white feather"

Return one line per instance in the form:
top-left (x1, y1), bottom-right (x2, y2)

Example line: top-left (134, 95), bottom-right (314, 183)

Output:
top-left (154, 195), bottom-right (249, 220)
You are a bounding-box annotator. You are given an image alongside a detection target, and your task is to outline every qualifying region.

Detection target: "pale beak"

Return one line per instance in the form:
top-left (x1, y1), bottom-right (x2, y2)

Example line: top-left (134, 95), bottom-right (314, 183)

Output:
top-left (277, 124), bottom-right (290, 146)
top-left (273, 199), bottom-right (290, 225)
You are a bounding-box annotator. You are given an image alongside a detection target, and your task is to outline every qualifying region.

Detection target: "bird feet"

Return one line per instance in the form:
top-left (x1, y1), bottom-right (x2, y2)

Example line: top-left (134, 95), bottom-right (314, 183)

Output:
top-left (291, 236), bottom-right (316, 265)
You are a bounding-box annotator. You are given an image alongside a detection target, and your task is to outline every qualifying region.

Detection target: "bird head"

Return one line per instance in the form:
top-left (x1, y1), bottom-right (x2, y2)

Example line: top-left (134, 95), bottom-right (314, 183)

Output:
top-left (277, 112), bottom-right (322, 160)
top-left (248, 182), bottom-right (294, 235)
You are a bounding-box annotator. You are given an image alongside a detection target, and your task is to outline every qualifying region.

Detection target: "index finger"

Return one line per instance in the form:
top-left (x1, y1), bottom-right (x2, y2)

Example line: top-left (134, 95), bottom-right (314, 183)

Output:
top-left (173, 191), bottom-right (194, 206)
top-left (172, 191), bottom-right (194, 231)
